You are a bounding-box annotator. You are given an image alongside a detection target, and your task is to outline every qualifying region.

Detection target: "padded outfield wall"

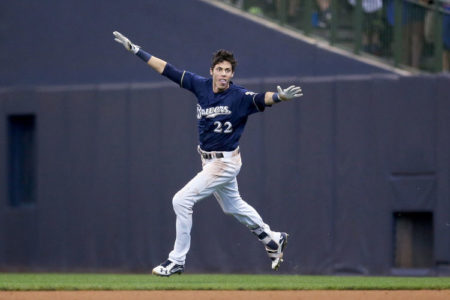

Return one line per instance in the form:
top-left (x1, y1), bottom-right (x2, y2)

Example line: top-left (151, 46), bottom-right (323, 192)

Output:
top-left (0, 74), bottom-right (449, 275)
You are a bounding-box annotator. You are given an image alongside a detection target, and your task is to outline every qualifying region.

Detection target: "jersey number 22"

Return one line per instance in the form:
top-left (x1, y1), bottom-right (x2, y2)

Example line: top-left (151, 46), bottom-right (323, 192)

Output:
top-left (214, 121), bottom-right (233, 133)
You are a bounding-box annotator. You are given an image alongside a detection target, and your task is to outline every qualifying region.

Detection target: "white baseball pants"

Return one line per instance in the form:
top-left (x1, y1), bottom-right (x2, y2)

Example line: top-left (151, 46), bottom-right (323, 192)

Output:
top-left (168, 148), bottom-right (273, 265)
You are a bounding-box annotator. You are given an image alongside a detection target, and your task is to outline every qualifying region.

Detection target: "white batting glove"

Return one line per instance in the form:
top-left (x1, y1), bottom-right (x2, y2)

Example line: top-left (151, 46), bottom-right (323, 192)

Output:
top-left (113, 31), bottom-right (140, 54)
top-left (277, 85), bottom-right (303, 101)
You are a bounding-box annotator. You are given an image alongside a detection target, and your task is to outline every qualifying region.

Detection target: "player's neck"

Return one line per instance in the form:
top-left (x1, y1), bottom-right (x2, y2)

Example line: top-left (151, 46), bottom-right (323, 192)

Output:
top-left (213, 87), bottom-right (228, 93)
top-left (212, 82), bottom-right (231, 94)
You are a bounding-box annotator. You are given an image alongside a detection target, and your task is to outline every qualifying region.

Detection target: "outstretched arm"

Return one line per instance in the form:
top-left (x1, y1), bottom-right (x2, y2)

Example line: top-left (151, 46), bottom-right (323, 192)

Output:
top-left (264, 85), bottom-right (303, 105)
top-left (114, 31), bottom-right (190, 87)
top-left (113, 31), bottom-right (166, 74)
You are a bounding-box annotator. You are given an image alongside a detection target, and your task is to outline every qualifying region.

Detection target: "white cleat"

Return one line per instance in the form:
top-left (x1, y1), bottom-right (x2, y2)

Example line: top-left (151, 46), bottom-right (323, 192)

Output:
top-left (266, 232), bottom-right (289, 270)
top-left (152, 259), bottom-right (184, 277)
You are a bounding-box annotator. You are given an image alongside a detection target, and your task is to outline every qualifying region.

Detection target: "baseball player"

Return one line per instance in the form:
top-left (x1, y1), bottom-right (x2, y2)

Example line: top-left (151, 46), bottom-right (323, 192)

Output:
top-left (113, 31), bottom-right (303, 277)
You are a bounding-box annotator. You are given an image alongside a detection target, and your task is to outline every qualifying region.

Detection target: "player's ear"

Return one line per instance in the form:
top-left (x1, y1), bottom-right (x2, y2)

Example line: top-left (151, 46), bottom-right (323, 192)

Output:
top-left (231, 72), bottom-right (234, 78)
top-left (210, 68), bottom-right (213, 76)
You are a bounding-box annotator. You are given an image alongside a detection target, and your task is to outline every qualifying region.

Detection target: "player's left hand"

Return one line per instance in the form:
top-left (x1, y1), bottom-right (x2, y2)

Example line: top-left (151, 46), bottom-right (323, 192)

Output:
top-left (113, 31), bottom-right (140, 54)
top-left (277, 85), bottom-right (303, 101)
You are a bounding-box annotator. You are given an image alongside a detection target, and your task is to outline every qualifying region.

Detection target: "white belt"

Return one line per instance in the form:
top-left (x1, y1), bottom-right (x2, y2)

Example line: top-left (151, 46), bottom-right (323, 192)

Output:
top-left (198, 146), bottom-right (240, 159)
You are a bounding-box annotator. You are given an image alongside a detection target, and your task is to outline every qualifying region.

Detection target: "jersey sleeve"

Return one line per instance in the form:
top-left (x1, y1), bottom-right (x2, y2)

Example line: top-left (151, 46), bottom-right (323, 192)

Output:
top-left (240, 89), bottom-right (267, 115)
top-left (162, 63), bottom-right (206, 94)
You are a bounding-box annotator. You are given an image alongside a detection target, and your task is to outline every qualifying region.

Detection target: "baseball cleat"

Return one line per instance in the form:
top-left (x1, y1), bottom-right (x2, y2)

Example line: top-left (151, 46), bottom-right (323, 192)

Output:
top-left (265, 232), bottom-right (289, 270)
top-left (152, 259), bottom-right (184, 277)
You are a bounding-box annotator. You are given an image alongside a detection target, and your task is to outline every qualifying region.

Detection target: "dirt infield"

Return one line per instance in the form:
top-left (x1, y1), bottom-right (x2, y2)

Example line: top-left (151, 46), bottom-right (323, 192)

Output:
top-left (1, 290), bottom-right (450, 300)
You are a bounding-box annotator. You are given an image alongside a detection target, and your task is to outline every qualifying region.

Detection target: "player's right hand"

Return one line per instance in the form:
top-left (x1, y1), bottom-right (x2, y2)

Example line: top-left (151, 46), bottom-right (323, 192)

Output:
top-left (113, 31), bottom-right (140, 54)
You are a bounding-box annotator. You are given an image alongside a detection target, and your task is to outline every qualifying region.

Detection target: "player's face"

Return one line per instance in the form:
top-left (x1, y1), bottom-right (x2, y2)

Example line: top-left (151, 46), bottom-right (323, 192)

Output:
top-left (210, 61), bottom-right (234, 93)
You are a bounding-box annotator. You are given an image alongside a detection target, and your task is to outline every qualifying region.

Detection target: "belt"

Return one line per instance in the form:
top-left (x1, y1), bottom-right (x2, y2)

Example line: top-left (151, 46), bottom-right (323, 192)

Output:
top-left (198, 146), bottom-right (240, 160)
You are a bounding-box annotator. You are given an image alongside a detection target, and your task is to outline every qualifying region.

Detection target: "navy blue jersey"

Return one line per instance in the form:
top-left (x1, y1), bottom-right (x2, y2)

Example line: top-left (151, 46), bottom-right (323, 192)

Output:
top-left (163, 64), bottom-right (266, 151)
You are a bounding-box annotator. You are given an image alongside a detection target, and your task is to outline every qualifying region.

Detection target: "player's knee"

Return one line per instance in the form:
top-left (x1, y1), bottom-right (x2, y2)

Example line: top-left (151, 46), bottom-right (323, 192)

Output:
top-left (172, 191), bottom-right (191, 215)
top-left (172, 192), bottom-right (183, 212)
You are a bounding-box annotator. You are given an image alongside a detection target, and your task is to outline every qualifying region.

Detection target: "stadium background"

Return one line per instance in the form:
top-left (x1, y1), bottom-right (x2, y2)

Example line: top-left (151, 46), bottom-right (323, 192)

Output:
top-left (0, 0), bottom-right (449, 276)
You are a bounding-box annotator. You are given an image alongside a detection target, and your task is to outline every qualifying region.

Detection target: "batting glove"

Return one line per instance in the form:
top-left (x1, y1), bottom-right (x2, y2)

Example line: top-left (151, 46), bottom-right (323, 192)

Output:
top-left (277, 85), bottom-right (303, 101)
top-left (113, 31), bottom-right (140, 54)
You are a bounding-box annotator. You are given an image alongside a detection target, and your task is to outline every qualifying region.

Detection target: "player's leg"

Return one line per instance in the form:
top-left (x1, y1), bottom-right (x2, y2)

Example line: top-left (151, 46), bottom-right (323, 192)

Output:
top-left (213, 178), bottom-right (289, 270)
top-left (168, 172), bottom-right (219, 265)
top-left (153, 157), bottom-right (239, 276)
top-left (213, 177), bottom-right (265, 229)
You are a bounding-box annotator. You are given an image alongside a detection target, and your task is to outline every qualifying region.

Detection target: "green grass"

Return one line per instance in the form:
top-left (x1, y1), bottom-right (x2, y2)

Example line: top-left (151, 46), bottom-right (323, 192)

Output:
top-left (0, 273), bottom-right (449, 291)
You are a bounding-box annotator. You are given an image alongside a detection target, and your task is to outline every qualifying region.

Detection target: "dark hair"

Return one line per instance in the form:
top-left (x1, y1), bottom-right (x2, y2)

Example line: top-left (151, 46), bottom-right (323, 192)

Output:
top-left (211, 49), bottom-right (237, 72)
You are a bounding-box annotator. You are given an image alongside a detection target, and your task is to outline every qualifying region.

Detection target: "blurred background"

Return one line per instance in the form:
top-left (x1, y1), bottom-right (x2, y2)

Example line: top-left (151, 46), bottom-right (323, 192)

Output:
top-left (222, 0), bottom-right (450, 73)
top-left (0, 0), bottom-right (449, 276)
